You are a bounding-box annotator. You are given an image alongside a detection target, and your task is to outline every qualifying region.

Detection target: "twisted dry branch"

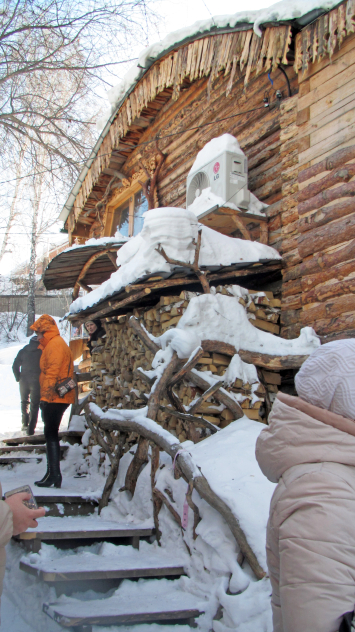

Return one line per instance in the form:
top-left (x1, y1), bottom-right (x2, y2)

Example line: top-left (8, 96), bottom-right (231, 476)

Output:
top-left (85, 402), bottom-right (266, 580)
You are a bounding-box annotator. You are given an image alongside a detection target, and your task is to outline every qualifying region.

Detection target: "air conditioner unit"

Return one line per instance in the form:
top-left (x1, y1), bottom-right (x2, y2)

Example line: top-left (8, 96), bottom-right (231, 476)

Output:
top-left (187, 150), bottom-right (250, 210)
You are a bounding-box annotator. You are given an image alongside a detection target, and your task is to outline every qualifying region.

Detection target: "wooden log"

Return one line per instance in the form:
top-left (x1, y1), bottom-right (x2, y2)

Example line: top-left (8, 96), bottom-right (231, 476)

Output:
top-left (188, 380), bottom-right (224, 415)
top-left (153, 488), bottom-right (182, 527)
top-left (86, 412), bottom-right (125, 513)
top-left (125, 262), bottom-right (282, 294)
top-left (72, 249), bottom-right (116, 300)
top-left (124, 436), bottom-right (150, 497)
top-left (186, 480), bottom-right (200, 540)
top-left (169, 347), bottom-right (205, 387)
top-left (301, 294), bottom-right (355, 325)
top-left (86, 415), bottom-right (114, 464)
top-left (298, 213), bottom-right (355, 258)
top-left (298, 198), bottom-right (355, 233)
top-left (68, 288), bottom-right (152, 323)
top-left (201, 340), bottom-right (236, 356)
top-left (189, 370), bottom-right (244, 419)
top-left (151, 445), bottom-right (162, 542)
top-left (86, 403), bottom-right (265, 580)
top-left (300, 259), bottom-right (355, 294)
top-left (156, 229), bottom-right (210, 294)
top-left (302, 273), bottom-right (355, 305)
top-left (78, 280), bottom-right (93, 293)
top-left (99, 443), bottom-right (123, 513)
top-left (148, 352), bottom-right (181, 421)
top-left (298, 144), bottom-right (355, 183)
top-left (129, 316), bottom-right (159, 354)
top-left (295, 239), bottom-right (355, 281)
top-left (158, 403), bottom-right (220, 434)
top-left (298, 163), bottom-right (355, 203)
top-left (238, 350), bottom-right (308, 370)
top-left (298, 180), bottom-right (355, 216)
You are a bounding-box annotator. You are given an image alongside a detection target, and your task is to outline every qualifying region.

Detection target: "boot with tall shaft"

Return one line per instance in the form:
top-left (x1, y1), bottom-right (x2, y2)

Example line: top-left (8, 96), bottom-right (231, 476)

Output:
top-left (35, 440), bottom-right (62, 488)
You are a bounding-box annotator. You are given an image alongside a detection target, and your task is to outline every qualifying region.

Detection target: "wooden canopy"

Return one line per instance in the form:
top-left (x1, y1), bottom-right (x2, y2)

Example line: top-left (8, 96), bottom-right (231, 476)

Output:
top-left (43, 242), bottom-right (125, 293)
top-left (67, 259), bottom-right (282, 324)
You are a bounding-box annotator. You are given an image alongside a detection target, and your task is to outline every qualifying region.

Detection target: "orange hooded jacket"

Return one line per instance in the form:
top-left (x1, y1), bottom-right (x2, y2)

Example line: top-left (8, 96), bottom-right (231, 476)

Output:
top-left (30, 315), bottom-right (75, 404)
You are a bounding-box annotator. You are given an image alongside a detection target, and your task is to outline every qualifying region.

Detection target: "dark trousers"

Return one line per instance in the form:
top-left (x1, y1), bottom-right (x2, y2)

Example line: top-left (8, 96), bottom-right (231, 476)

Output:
top-left (41, 402), bottom-right (69, 442)
top-left (19, 379), bottom-right (40, 431)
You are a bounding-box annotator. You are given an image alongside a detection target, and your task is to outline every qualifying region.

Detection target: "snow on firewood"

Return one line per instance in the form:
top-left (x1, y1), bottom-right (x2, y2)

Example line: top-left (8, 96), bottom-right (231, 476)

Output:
top-left (154, 291), bottom-right (320, 359)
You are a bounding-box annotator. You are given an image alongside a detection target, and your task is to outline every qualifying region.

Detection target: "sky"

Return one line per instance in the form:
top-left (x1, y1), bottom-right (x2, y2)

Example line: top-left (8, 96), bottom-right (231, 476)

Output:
top-left (0, 0), bottom-right (276, 277)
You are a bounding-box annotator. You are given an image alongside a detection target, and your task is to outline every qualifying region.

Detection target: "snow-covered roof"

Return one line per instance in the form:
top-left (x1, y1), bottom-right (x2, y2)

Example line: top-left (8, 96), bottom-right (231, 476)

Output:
top-left (63, 234), bottom-right (128, 254)
top-left (104, 0), bottom-right (337, 118)
top-left (69, 207), bottom-right (281, 315)
top-left (59, 0), bottom-right (339, 225)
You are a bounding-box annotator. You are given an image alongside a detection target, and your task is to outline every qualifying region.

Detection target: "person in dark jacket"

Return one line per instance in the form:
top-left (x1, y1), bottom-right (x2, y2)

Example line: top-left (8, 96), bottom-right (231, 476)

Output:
top-left (84, 319), bottom-right (105, 354)
top-left (12, 336), bottom-right (41, 435)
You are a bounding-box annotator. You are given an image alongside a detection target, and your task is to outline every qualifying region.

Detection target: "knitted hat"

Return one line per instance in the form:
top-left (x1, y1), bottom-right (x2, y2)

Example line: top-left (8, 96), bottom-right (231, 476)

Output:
top-left (295, 339), bottom-right (355, 420)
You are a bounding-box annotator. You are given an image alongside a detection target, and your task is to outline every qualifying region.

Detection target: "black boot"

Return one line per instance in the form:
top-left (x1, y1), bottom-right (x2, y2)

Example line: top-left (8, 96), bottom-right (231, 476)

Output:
top-left (21, 412), bottom-right (29, 430)
top-left (35, 441), bottom-right (62, 488)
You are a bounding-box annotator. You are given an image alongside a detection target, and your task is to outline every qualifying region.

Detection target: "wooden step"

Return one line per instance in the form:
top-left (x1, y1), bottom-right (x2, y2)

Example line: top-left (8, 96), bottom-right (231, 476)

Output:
top-left (2, 430), bottom-right (83, 446)
top-left (13, 516), bottom-right (154, 551)
top-left (0, 445), bottom-right (68, 457)
top-left (20, 547), bottom-right (185, 583)
top-left (33, 494), bottom-right (98, 517)
top-left (43, 580), bottom-right (205, 629)
top-left (0, 455), bottom-right (43, 465)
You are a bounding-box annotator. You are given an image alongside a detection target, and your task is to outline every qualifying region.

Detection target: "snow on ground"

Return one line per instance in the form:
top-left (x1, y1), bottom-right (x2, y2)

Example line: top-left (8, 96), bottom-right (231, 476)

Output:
top-left (0, 315), bottom-right (70, 440)
top-left (69, 208), bottom-right (280, 314)
top-left (0, 311), bottom-right (280, 631)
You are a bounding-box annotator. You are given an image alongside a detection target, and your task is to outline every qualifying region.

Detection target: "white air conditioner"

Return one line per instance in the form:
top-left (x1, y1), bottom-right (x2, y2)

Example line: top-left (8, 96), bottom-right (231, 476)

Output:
top-left (187, 150), bottom-right (250, 210)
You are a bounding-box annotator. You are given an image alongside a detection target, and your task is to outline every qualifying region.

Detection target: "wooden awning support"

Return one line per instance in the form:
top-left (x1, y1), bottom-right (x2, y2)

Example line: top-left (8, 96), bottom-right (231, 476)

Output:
top-left (72, 248), bottom-right (119, 300)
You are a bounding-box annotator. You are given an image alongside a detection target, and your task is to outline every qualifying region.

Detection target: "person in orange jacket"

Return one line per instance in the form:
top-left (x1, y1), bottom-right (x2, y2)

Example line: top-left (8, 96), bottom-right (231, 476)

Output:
top-left (30, 315), bottom-right (75, 488)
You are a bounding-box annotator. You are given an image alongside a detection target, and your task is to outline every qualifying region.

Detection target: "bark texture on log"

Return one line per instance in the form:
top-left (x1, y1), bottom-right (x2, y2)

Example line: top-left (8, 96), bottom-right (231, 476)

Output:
top-left (298, 198), bottom-right (355, 233)
top-left (151, 445), bottom-right (162, 542)
top-left (298, 163), bottom-right (355, 203)
top-left (124, 436), bottom-right (150, 496)
top-left (129, 316), bottom-right (159, 354)
top-left (238, 350), bottom-right (308, 370)
top-left (298, 213), bottom-right (355, 258)
top-left (298, 144), bottom-right (355, 183)
top-left (86, 402), bottom-right (266, 580)
top-left (189, 370), bottom-right (244, 420)
top-left (298, 180), bottom-right (355, 216)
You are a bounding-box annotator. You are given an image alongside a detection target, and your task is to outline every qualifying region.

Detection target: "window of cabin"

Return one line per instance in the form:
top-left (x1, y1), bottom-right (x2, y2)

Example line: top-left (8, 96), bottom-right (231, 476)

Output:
top-left (111, 190), bottom-right (148, 237)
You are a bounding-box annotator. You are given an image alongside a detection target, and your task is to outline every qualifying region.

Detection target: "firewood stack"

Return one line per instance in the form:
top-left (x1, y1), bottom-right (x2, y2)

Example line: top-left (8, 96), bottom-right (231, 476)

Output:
top-left (87, 284), bottom-right (281, 441)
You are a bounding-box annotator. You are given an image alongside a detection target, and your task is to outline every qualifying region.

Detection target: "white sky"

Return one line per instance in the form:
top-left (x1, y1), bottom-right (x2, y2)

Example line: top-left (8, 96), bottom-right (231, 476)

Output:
top-left (0, 0), bottom-right (275, 277)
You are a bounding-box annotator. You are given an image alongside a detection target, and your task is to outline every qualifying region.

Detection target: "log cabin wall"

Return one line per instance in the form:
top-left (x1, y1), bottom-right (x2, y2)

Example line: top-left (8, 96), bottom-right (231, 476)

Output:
top-left (117, 66), bottom-right (298, 214)
top-left (67, 25), bottom-right (294, 241)
top-left (281, 17), bottom-right (355, 341)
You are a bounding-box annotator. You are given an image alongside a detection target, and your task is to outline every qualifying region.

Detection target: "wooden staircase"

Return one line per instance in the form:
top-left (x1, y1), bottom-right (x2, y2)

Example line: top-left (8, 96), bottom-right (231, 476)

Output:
top-left (2, 434), bottom-right (205, 630)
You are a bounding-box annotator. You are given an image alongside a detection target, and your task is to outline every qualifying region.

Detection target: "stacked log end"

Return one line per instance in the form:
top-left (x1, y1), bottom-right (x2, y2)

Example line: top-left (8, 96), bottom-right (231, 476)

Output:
top-left (87, 285), bottom-right (281, 449)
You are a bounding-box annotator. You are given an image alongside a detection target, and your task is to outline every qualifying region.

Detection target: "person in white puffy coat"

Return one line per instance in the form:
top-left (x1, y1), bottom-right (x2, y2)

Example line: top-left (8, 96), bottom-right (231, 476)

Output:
top-left (256, 339), bottom-right (355, 632)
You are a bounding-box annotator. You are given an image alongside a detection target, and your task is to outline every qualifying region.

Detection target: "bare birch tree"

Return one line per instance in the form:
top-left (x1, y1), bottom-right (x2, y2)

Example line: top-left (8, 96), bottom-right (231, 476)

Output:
top-left (0, 0), bottom-right (158, 178)
top-left (0, 148), bottom-right (25, 264)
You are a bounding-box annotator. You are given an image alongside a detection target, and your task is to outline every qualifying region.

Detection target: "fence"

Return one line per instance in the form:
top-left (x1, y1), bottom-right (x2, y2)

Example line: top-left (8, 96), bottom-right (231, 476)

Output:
top-left (0, 295), bottom-right (69, 317)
